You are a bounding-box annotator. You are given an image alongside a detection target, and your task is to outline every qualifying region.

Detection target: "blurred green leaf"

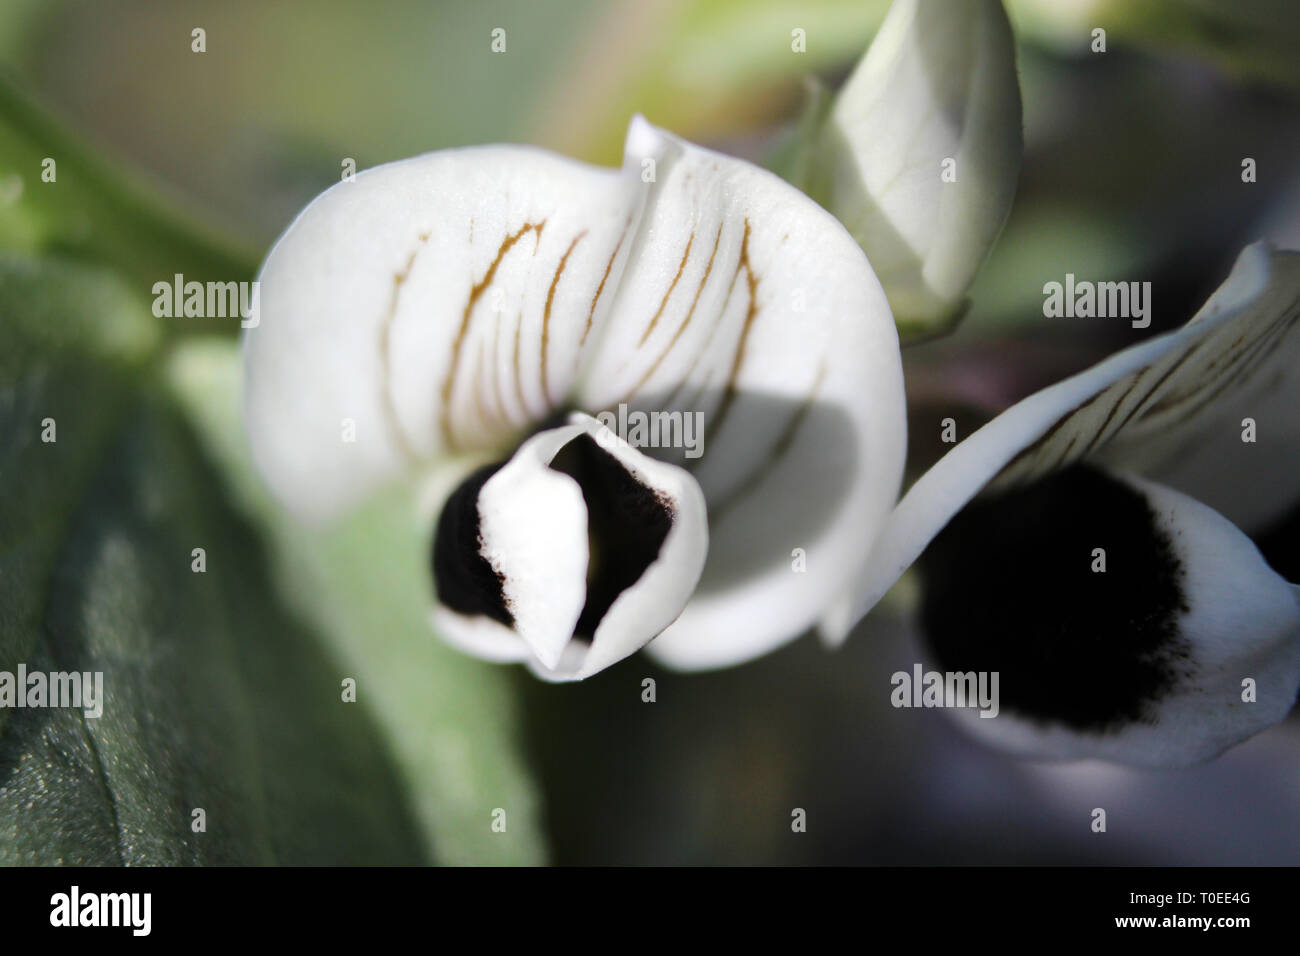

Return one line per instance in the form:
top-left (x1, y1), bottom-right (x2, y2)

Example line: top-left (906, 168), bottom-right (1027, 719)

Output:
top-left (534, 0), bottom-right (891, 163)
top-left (0, 254), bottom-right (541, 863)
top-left (167, 340), bottom-right (548, 865)
top-left (1007, 0), bottom-right (1300, 91)
top-left (0, 254), bottom-right (159, 744)
top-left (0, 74), bottom-right (260, 317)
top-left (2, 0), bottom-right (610, 238)
top-left (0, 255), bottom-right (426, 863)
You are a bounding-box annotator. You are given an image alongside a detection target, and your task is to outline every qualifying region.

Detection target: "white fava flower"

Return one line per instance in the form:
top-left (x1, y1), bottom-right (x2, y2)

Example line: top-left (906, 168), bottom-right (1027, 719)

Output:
top-left (829, 242), bottom-right (1300, 767)
top-left (243, 116), bottom-right (907, 681)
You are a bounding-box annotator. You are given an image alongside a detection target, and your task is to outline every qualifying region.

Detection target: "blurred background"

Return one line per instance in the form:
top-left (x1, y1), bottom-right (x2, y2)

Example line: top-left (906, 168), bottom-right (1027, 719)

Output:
top-left (2, 0), bottom-right (1299, 864)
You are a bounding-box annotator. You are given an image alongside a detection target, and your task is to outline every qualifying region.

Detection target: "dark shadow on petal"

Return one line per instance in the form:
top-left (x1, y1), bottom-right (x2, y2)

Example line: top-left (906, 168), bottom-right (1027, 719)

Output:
top-left (612, 386), bottom-right (863, 598)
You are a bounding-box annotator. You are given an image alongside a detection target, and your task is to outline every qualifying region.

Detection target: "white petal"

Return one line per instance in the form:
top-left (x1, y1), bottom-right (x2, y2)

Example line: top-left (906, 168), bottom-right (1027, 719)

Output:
top-left (432, 610), bottom-right (532, 665)
top-left (555, 413), bottom-right (710, 681)
top-left (1107, 252), bottom-right (1300, 533)
top-left (1134, 360), bottom-right (1300, 533)
top-left (475, 425), bottom-right (590, 670)
top-left (571, 120), bottom-right (905, 670)
top-left (831, 241), bottom-right (1300, 640)
top-left (917, 467), bottom-right (1300, 768)
top-left (431, 413), bottom-right (708, 681)
top-left (808, 0), bottom-right (1022, 335)
top-left (244, 143), bottom-right (647, 520)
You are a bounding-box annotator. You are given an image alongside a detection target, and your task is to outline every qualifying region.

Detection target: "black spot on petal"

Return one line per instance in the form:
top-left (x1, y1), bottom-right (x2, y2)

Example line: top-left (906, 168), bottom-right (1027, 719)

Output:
top-left (549, 434), bottom-right (674, 639)
top-left (918, 465), bottom-right (1190, 733)
top-left (431, 462), bottom-right (512, 627)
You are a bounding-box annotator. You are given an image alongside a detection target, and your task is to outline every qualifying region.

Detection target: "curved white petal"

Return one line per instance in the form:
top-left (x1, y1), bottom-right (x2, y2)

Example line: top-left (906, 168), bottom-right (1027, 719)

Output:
top-left (575, 121), bottom-right (905, 671)
top-left (433, 611), bottom-right (532, 665)
top-left (918, 468), bottom-right (1300, 768)
top-left (808, 0), bottom-right (1022, 335)
top-left (829, 241), bottom-right (1300, 641)
top-left (432, 414), bottom-right (708, 682)
top-left (560, 413), bottom-right (710, 681)
top-left (1134, 359), bottom-right (1300, 534)
top-left (1108, 251), bottom-right (1300, 533)
top-left (474, 424), bottom-right (590, 670)
top-left (244, 143), bottom-right (646, 521)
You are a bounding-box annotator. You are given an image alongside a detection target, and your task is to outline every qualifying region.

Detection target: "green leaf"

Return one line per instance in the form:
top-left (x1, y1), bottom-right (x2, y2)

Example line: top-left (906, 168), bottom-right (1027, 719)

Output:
top-left (166, 340), bottom-right (548, 865)
top-left (0, 254), bottom-right (159, 743)
top-left (0, 253), bottom-right (518, 863)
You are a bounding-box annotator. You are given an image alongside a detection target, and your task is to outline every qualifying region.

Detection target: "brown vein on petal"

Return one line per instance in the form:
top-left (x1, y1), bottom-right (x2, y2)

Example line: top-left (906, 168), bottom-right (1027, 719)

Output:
top-left (664, 263), bottom-right (741, 412)
top-left (542, 230), bottom-right (587, 405)
top-left (1133, 319), bottom-right (1295, 438)
top-left (513, 309), bottom-right (529, 418)
top-left (489, 312), bottom-right (509, 430)
top-left (1197, 306), bottom-right (1300, 400)
top-left (1201, 332), bottom-right (1249, 372)
top-left (1141, 296), bottom-right (1300, 424)
top-left (1003, 361), bottom-right (1172, 481)
top-left (638, 230), bottom-right (695, 347)
top-left (1003, 330), bottom-right (1213, 480)
top-left (1001, 296), bottom-right (1300, 484)
top-left (440, 220), bottom-right (545, 449)
top-left (703, 219), bottom-right (758, 449)
top-left (996, 391), bottom-right (1105, 484)
top-left (580, 216), bottom-right (631, 348)
top-left (621, 222), bottom-right (723, 405)
top-left (1083, 385), bottom-right (1132, 452)
top-left (1091, 336), bottom-right (1212, 448)
top-left (378, 232), bottom-right (430, 462)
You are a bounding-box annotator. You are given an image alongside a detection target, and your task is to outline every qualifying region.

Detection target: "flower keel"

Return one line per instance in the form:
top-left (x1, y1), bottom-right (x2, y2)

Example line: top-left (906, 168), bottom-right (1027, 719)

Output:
top-left (432, 414), bottom-right (708, 681)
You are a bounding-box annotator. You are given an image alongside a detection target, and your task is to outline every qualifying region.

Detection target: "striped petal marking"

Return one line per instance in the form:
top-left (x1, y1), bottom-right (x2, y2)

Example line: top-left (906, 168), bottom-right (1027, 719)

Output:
top-left (831, 242), bottom-right (1300, 638)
